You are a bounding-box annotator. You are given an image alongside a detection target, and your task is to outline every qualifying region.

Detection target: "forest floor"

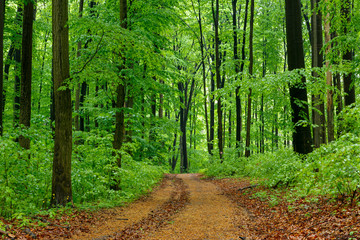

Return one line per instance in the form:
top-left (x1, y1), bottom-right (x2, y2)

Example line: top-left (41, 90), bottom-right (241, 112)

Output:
top-left (1, 174), bottom-right (360, 239)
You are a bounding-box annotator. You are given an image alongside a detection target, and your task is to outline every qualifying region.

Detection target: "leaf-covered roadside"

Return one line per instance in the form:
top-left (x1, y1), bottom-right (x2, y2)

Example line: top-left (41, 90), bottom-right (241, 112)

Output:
top-left (0, 208), bottom-right (96, 239)
top-left (212, 177), bottom-right (360, 239)
top-left (0, 173), bottom-right (170, 240)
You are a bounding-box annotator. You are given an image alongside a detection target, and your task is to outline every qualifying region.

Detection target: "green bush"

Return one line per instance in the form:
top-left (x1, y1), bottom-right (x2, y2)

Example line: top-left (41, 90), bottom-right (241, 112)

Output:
top-left (0, 127), bottom-right (166, 219)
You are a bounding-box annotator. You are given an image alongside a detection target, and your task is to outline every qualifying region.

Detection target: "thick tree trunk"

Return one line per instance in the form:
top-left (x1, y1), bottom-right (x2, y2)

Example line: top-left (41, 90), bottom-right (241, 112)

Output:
top-left (285, 0), bottom-right (313, 154)
top-left (51, 0), bottom-right (73, 206)
top-left (245, 0), bottom-right (254, 158)
top-left (0, 0), bottom-right (4, 136)
top-left (341, 0), bottom-right (355, 107)
top-left (19, 0), bottom-right (34, 150)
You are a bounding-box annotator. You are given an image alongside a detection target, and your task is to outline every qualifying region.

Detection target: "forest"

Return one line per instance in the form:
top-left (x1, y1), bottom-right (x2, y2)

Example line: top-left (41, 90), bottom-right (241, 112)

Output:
top-left (0, 0), bottom-right (360, 238)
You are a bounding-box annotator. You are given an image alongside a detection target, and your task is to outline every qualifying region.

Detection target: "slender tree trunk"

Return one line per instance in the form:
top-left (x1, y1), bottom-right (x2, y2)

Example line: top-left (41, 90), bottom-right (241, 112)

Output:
top-left (212, 0), bottom-right (223, 160)
top-left (13, 48), bottom-right (21, 127)
top-left (3, 46), bottom-right (15, 116)
top-left (159, 80), bottom-right (164, 118)
top-left (51, 0), bottom-right (73, 206)
top-left (13, 6), bottom-right (22, 127)
top-left (232, 0), bottom-right (241, 152)
top-left (285, 0), bottom-right (313, 154)
top-left (178, 82), bottom-right (188, 172)
top-left (79, 82), bottom-right (87, 131)
top-left (209, 53), bottom-right (215, 154)
top-left (111, 0), bottom-right (127, 190)
top-left (311, 0), bottom-right (325, 148)
top-left (244, 0), bottom-right (254, 158)
top-left (196, 0), bottom-right (211, 154)
top-left (341, 0), bottom-right (355, 106)
top-left (74, 0), bottom-right (84, 131)
top-left (324, 0), bottom-right (334, 142)
top-left (0, 0), bottom-right (4, 136)
top-left (38, 31), bottom-right (49, 113)
top-left (237, 0), bottom-right (249, 156)
top-left (19, 0), bottom-right (34, 150)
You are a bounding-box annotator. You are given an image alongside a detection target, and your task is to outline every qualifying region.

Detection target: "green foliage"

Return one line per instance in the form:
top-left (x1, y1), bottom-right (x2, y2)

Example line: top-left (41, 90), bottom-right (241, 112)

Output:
top-left (205, 133), bottom-right (360, 201)
top-left (0, 123), bottom-right (165, 219)
top-left (300, 133), bottom-right (360, 198)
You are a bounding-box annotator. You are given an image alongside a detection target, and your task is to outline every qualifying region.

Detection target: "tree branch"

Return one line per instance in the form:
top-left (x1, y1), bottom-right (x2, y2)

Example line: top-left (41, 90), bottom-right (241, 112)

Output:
top-left (73, 31), bottom-right (105, 76)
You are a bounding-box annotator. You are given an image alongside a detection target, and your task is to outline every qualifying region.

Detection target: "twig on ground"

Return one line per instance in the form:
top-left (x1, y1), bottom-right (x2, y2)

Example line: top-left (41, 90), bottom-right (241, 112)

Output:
top-left (238, 184), bottom-right (259, 191)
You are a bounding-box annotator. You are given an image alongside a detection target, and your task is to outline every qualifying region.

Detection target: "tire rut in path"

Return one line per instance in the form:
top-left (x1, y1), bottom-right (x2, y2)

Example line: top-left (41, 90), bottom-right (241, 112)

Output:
top-left (70, 174), bottom-right (179, 240)
top-left (144, 174), bottom-right (251, 240)
top-left (95, 174), bottom-right (190, 240)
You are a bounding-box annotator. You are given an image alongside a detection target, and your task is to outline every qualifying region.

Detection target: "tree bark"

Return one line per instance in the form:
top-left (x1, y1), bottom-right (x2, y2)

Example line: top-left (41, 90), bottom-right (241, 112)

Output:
top-left (212, 0), bottom-right (223, 160)
top-left (285, 0), bottom-right (313, 154)
top-left (232, 0), bottom-right (241, 153)
top-left (51, 0), bottom-right (73, 206)
top-left (74, 0), bottom-right (84, 131)
top-left (19, 0), bottom-right (35, 150)
top-left (0, 0), bottom-right (4, 136)
top-left (311, 0), bottom-right (325, 147)
top-left (244, 0), bottom-right (254, 158)
top-left (13, 6), bottom-right (22, 127)
top-left (236, 0), bottom-right (249, 156)
top-left (341, 0), bottom-right (355, 107)
top-left (196, 0), bottom-right (211, 155)
top-left (111, 0), bottom-right (127, 190)
top-left (324, 0), bottom-right (334, 142)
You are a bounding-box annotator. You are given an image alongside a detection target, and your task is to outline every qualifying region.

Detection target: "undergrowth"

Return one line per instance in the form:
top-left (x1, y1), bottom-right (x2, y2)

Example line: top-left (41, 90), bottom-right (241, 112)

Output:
top-left (204, 133), bottom-right (360, 203)
top-left (0, 124), bottom-right (165, 219)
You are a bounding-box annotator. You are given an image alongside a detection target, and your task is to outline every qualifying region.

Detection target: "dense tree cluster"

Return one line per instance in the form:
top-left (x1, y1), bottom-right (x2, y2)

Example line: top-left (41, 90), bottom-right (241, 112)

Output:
top-left (0, 0), bottom-right (359, 213)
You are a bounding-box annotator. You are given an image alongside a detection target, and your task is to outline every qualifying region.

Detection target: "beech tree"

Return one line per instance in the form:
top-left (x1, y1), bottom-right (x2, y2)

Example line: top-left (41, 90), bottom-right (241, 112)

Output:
top-left (19, 0), bottom-right (34, 150)
top-left (285, 0), bottom-right (313, 154)
top-left (111, 0), bottom-right (128, 190)
top-left (244, 0), bottom-right (254, 157)
top-left (341, 0), bottom-right (355, 106)
top-left (51, 0), bottom-right (73, 206)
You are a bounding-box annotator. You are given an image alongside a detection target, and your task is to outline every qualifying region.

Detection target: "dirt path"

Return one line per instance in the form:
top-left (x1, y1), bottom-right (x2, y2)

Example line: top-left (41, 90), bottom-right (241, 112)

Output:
top-left (70, 174), bottom-right (252, 240)
top-left (143, 174), bottom-right (251, 240)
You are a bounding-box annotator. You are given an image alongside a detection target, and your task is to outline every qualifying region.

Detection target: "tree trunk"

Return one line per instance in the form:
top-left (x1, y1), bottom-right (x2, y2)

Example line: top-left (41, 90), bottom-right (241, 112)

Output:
top-left (232, 0), bottom-right (241, 152)
top-left (111, 0), bottom-right (127, 190)
top-left (0, 0), bottom-right (4, 136)
top-left (236, 0), bottom-right (249, 155)
top-left (51, 0), bottom-right (73, 206)
top-left (13, 6), bottom-right (22, 127)
top-left (196, 0), bottom-right (211, 155)
top-left (285, 0), bottom-right (313, 154)
top-left (245, 0), bottom-right (254, 158)
top-left (324, 0), bottom-right (334, 142)
top-left (209, 53), bottom-right (215, 154)
top-left (38, 31), bottom-right (49, 113)
top-left (79, 82), bottom-right (87, 131)
top-left (311, 0), bottom-right (325, 148)
top-left (74, 0), bottom-right (84, 131)
top-left (19, 0), bottom-right (34, 150)
top-left (212, 0), bottom-right (223, 160)
top-left (341, 0), bottom-right (355, 107)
